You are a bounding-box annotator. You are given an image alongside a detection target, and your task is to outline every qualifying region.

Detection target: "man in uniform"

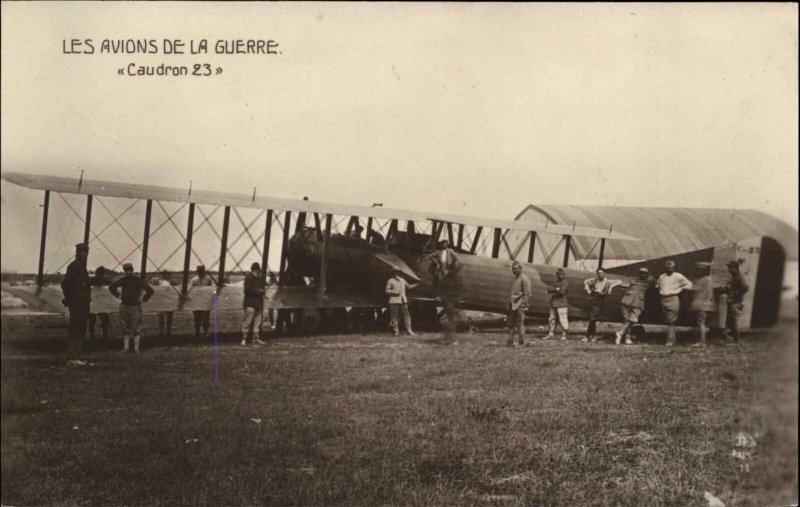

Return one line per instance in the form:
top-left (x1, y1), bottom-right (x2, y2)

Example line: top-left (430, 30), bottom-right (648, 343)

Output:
top-left (88, 265), bottom-right (111, 340)
top-left (545, 268), bottom-right (570, 341)
top-left (155, 270), bottom-right (175, 338)
top-left (582, 268), bottom-right (623, 343)
top-left (430, 239), bottom-right (460, 334)
top-left (723, 260), bottom-right (749, 345)
top-left (689, 262), bottom-right (715, 348)
top-left (615, 267), bottom-right (652, 345)
top-left (60, 243), bottom-right (91, 360)
top-left (385, 267), bottom-right (417, 336)
top-left (241, 262), bottom-right (267, 346)
top-left (656, 260), bottom-right (693, 346)
top-left (109, 263), bottom-right (154, 353)
top-left (507, 261), bottom-right (532, 347)
top-left (190, 265), bottom-right (213, 338)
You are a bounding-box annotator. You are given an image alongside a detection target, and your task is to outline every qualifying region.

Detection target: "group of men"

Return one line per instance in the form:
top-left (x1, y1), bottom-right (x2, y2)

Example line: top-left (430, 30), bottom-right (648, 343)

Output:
top-left (60, 242), bottom-right (272, 357)
top-left (61, 244), bottom-right (155, 356)
top-left (60, 239), bottom-right (750, 359)
top-left (505, 258), bottom-right (749, 347)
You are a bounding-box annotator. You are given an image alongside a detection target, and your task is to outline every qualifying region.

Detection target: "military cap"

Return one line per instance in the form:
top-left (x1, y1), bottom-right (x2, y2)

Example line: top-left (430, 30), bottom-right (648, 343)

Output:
top-left (122, 263), bottom-right (134, 271)
top-left (664, 260), bottom-right (676, 268)
top-left (250, 262), bottom-right (261, 271)
top-left (75, 243), bottom-right (89, 252)
top-left (695, 262), bottom-right (711, 269)
top-left (726, 260), bottom-right (740, 268)
top-left (638, 267), bottom-right (649, 273)
top-left (196, 264), bottom-right (206, 271)
top-left (556, 268), bottom-right (565, 274)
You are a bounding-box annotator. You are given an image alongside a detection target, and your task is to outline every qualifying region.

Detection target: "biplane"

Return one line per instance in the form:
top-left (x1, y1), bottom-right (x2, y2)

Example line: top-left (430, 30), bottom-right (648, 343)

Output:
top-left (1, 171), bottom-right (778, 335)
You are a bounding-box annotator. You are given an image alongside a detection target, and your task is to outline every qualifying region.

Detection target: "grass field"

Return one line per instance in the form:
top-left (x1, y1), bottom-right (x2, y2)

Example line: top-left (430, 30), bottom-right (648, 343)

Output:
top-left (1, 319), bottom-right (797, 506)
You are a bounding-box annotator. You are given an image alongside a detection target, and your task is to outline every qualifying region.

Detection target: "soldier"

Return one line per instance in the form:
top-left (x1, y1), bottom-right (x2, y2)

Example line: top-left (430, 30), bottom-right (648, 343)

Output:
top-left (582, 268), bottom-right (623, 343)
top-left (615, 267), bottom-right (652, 345)
top-left (190, 265), bottom-right (213, 338)
top-left (385, 267), bottom-right (417, 336)
top-left (656, 260), bottom-right (693, 346)
top-left (60, 243), bottom-right (91, 360)
top-left (88, 266), bottom-right (111, 340)
top-left (723, 260), bottom-right (749, 345)
top-left (156, 270), bottom-right (174, 338)
top-left (109, 263), bottom-right (154, 353)
top-left (545, 268), bottom-right (570, 341)
top-left (430, 239), bottom-right (460, 283)
top-left (507, 261), bottom-right (531, 347)
top-left (241, 262), bottom-right (267, 346)
top-left (689, 262), bottom-right (715, 348)
top-left (430, 239), bottom-right (460, 333)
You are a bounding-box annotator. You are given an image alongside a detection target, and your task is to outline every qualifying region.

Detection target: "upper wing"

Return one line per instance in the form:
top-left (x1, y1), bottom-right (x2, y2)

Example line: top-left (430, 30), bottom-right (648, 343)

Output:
top-left (2, 171), bottom-right (639, 241)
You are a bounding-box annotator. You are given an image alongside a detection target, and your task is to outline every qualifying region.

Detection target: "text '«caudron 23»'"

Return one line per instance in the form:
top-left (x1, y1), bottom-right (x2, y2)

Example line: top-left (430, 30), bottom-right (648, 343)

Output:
top-left (62, 39), bottom-right (280, 55)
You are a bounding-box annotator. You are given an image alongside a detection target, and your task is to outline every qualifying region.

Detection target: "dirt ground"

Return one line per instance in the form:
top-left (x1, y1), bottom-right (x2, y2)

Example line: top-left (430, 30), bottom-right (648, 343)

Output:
top-left (1, 314), bottom-right (797, 506)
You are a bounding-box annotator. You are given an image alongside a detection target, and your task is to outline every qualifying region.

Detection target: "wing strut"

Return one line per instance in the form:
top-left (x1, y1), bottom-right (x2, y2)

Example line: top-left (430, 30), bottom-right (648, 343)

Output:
top-left (527, 231), bottom-right (536, 263)
top-left (278, 211), bottom-right (291, 285)
top-left (470, 226), bottom-right (483, 254)
top-left (260, 210), bottom-right (273, 283)
top-left (36, 190), bottom-right (50, 292)
top-left (83, 195), bottom-right (93, 246)
top-left (217, 206), bottom-right (231, 287)
top-left (318, 213), bottom-right (333, 293)
top-left (140, 199), bottom-right (153, 279)
top-left (562, 234), bottom-right (572, 268)
top-left (598, 238), bottom-right (606, 269)
top-left (181, 203), bottom-right (196, 296)
top-left (491, 228), bottom-right (502, 258)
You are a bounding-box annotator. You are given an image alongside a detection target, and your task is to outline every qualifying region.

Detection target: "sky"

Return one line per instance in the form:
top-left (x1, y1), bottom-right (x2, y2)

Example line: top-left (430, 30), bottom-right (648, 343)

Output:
top-left (1, 2), bottom-right (797, 273)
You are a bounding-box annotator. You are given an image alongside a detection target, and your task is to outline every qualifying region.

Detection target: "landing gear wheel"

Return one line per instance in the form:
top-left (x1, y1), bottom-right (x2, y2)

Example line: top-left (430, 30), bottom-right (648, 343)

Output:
top-left (299, 308), bottom-right (321, 335)
top-left (326, 308), bottom-right (347, 334)
top-left (410, 302), bottom-right (438, 331)
top-left (346, 308), bottom-right (374, 333)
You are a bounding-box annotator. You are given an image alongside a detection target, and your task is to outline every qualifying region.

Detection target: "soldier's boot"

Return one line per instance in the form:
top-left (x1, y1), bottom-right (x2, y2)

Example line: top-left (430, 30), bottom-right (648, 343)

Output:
top-left (121, 335), bottom-right (130, 353)
top-left (240, 334), bottom-right (247, 346)
top-left (254, 334), bottom-right (266, 345)
top-left (665, 326), bottom-right (676, 346)
top-left (519, 326), bottom-right (525, 346)
top-left (132, 335), bottom-right (141, 354)
top-left (732, 328), bottom-right (742, 346)
top-left (391, 322), bottom-right (399, 337)
top-left (406, 325), bottom-right (416, 337)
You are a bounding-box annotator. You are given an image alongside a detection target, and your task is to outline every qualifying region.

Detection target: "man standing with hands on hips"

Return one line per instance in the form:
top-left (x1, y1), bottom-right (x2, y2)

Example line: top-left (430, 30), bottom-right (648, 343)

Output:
top-left (656, 260), bottom-right (693, 346)
top-left (109, 263), bottom-right (154, 354)
top-left (582, 268), bottom-right (622, 343)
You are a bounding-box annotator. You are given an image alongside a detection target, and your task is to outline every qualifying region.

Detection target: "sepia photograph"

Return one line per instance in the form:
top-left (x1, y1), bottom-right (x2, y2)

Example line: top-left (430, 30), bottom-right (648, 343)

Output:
top-left (1, 3), bottom-right (797, 506)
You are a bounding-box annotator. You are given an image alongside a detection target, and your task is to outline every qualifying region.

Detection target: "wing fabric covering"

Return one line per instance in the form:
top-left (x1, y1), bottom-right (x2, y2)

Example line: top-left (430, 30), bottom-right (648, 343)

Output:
top-left (1, 285), bottom-right (385, 314)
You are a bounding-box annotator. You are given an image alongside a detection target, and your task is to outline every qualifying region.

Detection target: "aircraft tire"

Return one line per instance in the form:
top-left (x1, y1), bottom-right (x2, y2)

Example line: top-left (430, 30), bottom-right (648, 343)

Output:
top-left (299, 308), bottom-right (321, 335)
